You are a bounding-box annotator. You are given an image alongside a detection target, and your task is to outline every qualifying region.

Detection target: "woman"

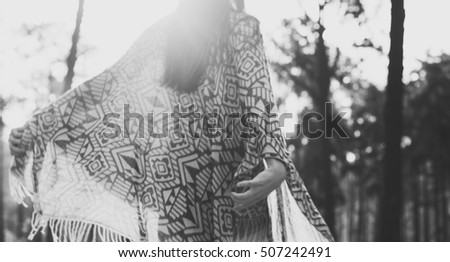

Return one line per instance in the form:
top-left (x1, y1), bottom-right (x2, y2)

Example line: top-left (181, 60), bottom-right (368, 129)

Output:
top-left (9, 0), bottom-right (333, 242)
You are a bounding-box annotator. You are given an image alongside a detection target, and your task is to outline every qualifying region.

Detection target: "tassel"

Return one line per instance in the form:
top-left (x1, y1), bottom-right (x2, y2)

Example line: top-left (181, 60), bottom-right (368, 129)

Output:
top-left (9, 175), bottom-right (33, 207)
top-left (27, 213), bottom-right (135, 242)
top-left (9, 154), bottom-right (35, 208)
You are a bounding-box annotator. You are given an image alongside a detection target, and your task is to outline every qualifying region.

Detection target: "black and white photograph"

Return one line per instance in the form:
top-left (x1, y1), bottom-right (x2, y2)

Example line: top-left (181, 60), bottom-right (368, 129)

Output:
top-left (0, 0), bottom-right (449, 260)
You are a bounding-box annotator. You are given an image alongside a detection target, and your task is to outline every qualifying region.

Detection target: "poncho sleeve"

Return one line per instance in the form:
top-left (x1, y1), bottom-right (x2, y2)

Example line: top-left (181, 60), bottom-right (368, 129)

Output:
top-left (231, 15), bottom-right (291, 172)
top-left (9, 19), bottom-right (166, 241)
top-left (9, 23), bottom-right (157, 202)
top-left (231, 14), bottom-right (335, 242)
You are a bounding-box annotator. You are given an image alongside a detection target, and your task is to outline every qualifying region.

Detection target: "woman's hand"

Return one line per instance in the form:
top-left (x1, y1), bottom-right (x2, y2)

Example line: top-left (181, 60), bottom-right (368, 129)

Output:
top-left (231, 159), bottom-right (288, 212)
top-left (9, 127), bottom-right (26, 157)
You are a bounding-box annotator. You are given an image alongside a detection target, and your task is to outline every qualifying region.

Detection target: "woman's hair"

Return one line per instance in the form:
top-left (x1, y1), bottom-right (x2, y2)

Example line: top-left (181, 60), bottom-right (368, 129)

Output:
top-left (163, 0), bottom-right (243, 92)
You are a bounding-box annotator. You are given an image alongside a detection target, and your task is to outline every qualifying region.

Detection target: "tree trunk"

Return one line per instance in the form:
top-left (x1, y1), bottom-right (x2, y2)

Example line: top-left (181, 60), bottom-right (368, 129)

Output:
top-left (442, 150), bottom-right (449, 241)
top-left (378, 0), bottom-right (405, 241)
top-left (0, 117), bottom-right (4, 242)
top-left (437, 120), bottom-right (449, 241)
top-left (358, 175), bottom-right (366, 241)
top-left (64, 0), bottom-right (85, 92)
top-left (413, 167), bottom-right (420, 241)
top-left (424, 174), bottom-right (430, 241)
top-left (315, 14), bottom-right (335, 236)
top-left (434, 153), bottom-right (443, 241)
top-left (444, 173), bottom-right (449, 241)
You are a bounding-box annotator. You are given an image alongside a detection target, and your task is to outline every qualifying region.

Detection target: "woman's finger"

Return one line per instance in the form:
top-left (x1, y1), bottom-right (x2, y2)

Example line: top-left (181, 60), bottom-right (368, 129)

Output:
top-left (234, 204), bottom-right (245, 211)
top-left (231, 191), bottom-right (253, 202)
top-left (12, 128), bottom-right (25, 137)
top-left (235, 180), bottom-right (254, 189)
top-left (10, 146), bottom-right (26, 156)
top-left (11, 144), bottom-right (25, 152)
top-left (9, 136), bottom-right (21, 146)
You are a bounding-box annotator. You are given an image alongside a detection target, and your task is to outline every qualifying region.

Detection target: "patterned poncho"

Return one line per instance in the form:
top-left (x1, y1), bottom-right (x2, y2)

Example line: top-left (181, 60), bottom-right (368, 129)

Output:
top-left (10, 11), bottom-right (334, 242)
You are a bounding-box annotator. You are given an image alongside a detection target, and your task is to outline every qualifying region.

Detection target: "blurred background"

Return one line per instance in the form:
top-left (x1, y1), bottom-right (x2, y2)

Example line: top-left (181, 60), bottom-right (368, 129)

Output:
top-left (1, 0), bottom-right (450, 242)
